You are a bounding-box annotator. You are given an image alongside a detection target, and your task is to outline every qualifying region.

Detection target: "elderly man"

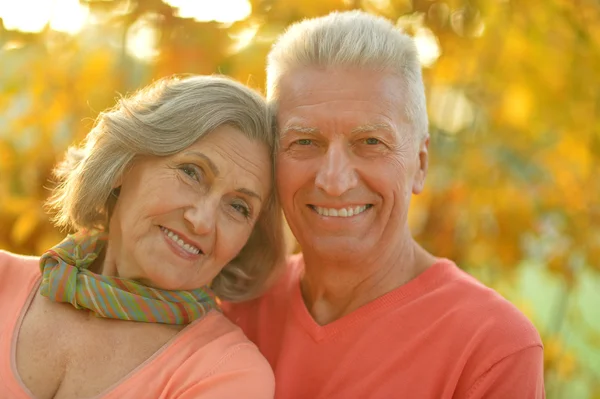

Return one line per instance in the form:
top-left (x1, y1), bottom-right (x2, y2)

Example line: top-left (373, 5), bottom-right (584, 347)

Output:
top-left (225, 10), bottom-right (544, 399)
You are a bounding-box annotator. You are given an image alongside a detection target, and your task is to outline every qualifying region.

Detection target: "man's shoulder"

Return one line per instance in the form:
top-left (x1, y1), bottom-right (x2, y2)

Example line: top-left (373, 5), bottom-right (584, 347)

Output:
top-left (437, 261), bottom-right (542, 355)
top-left (449, 264), bottom-right (537, 324)
top-left (422, 261), bottom-right (544, 393)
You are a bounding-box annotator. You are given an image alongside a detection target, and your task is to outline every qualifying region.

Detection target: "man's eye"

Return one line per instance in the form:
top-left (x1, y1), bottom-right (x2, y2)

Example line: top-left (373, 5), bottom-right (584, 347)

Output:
top-left (364, 138), bottom-right (381, 145)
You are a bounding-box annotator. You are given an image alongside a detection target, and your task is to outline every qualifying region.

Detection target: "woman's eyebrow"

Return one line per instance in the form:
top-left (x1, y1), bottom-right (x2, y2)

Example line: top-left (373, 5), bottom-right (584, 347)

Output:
top-left (236, 188), bottom-right (262, 202)
top-left (183, 151), bottom-right (219, 175)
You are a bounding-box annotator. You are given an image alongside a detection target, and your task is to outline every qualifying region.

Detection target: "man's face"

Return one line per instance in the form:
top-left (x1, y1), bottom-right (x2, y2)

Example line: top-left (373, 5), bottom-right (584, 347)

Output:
top-left (276, 67), bottom-right (428, 262)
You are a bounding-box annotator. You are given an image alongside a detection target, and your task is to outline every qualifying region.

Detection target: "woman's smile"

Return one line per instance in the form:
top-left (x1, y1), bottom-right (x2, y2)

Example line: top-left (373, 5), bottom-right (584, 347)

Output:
top-left (160, 226), bottom-right (204, 260)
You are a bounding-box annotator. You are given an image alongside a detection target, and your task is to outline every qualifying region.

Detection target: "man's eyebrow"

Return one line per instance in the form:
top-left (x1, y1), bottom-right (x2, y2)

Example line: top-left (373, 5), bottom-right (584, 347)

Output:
top-left (236, 188), bottom-right (262, 202)
top-left (350, 123), bottom-right (394, 134)
top-left (183, 151), bottom-right (219, 176)
top-left (281, 125), bottom-right (321, 136)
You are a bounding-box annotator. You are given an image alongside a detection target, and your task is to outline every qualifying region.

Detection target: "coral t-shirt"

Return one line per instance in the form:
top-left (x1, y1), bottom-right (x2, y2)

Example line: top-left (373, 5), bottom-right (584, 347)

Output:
top-left (224, 254), bottom-right (545, 399)
top-left (0, 250), bottom-right (274, 399)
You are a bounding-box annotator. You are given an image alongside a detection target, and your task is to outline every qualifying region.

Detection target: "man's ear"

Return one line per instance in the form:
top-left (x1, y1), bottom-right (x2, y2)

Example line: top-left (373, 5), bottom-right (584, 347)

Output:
top-left (412, 134), bottom-right (429, 195)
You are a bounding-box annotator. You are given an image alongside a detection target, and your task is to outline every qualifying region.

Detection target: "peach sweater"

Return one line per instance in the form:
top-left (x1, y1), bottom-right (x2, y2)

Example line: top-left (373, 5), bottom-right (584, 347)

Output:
top-left (0, 250), bottom-right (274, 399)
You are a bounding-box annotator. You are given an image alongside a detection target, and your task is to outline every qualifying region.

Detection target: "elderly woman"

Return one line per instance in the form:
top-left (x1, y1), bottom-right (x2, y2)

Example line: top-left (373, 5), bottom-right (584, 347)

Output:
top-left (0, 75), bottom-right (284, 398)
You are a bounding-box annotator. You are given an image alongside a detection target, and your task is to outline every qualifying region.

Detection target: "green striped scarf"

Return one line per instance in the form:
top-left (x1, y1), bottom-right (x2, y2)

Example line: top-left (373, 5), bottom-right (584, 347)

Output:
top-left (39, 230), bottom-right (218, 325)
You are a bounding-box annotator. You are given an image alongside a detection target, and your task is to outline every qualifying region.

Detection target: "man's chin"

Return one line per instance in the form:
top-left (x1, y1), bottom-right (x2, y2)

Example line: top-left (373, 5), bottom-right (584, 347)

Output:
top-left (303, 237), bottom-right (369, 261)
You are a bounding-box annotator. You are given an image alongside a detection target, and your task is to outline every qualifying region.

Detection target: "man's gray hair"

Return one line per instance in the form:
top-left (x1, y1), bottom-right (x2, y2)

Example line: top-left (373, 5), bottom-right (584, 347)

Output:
top-left (266, 10), bottom-right (429, 139)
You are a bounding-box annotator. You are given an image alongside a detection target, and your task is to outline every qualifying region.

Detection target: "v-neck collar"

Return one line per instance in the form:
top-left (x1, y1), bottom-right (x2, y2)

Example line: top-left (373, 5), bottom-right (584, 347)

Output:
top-left (290, 257), bottom-right (457, 342)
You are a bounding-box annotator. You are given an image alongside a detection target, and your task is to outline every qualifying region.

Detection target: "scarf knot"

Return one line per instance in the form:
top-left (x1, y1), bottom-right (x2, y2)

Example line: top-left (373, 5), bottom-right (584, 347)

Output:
top-left (39, 230), bottom-right (219, 325)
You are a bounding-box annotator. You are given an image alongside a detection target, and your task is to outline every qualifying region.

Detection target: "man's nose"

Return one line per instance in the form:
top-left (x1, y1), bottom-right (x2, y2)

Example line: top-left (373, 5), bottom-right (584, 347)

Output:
top-left (314, 143), bottom-right (359, 197)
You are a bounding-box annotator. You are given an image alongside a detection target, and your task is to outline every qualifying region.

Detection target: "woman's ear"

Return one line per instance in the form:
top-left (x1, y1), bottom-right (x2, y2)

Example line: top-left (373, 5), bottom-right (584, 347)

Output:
top-left (111, 187), bottom-right (121, 199)
top-left (112, 173), bottom-right (123, 190)
top-left (105, 173), bottom-right (124, 228)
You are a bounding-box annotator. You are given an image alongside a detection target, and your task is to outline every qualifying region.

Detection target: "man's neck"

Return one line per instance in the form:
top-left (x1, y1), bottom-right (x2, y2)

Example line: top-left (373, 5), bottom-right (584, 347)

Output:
top-left (300, 238), bottom-right (436, 326)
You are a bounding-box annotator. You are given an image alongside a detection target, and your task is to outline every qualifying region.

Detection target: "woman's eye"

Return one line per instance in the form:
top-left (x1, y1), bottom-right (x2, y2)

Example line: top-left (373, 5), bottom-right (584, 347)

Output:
top-left (295, 139), bottom-right (313, 146)
top-left (364, 137), bottom-right (381, 145)
top-left (180, 164), bottom-right (202, 181)
top-left (232, 202), bottom-right (251, 218)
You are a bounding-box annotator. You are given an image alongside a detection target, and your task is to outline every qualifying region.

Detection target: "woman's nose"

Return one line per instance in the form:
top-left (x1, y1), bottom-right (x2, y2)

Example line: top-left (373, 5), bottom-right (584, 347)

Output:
top-left (183, 197), bottom-right (218, 237)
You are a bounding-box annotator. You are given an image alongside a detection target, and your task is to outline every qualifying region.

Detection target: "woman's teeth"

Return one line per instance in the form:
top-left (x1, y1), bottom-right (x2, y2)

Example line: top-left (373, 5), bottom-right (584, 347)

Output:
top-left (160, 227), bottom-right (201, 255)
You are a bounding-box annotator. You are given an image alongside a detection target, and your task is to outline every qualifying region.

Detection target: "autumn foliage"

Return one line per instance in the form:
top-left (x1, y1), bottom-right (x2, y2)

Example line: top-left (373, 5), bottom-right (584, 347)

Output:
top-left (0, 0), bottom-right (599, 396)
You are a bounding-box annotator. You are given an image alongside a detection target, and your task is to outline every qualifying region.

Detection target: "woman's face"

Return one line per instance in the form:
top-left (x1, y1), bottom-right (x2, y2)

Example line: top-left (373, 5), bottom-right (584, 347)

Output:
top-left (106, 125), bottom-right (271, 291)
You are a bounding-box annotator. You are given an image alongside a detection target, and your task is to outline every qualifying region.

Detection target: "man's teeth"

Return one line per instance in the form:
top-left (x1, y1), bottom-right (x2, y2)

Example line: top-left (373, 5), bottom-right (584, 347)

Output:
top-left (161, 227), bottom-right (201, 255)
top-left (313, 205), bottom-right (370, 217)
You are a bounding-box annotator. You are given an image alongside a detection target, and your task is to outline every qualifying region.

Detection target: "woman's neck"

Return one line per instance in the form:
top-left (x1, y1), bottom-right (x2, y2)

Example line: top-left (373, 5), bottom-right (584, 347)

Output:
top-left (89, 250), bottom-right (107, 274)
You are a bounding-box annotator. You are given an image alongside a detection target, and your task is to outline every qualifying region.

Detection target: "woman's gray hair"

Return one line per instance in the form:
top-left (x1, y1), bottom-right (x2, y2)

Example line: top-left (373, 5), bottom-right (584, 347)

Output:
top-left (266, 10), bottom-right (429, 139)
top-left (46, 74), bottom-right (285, 302)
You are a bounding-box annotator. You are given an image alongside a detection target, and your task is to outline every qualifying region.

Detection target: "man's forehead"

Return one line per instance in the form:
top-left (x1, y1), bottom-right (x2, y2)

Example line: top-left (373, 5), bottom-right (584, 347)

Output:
top-left (279, 66), bottom-right (402, 93)
top-left (276, 68), bottom-right (409, 135)
top-left (278, 69), bottom-right (405, 114)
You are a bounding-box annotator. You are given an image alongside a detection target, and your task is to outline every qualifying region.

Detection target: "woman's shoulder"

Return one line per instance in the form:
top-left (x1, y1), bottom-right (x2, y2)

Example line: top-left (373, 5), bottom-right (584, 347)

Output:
top-left (0, 250), bottom-right (41, 327)
top-left (192, 312), bottom-right (273, 375)
top-left (0, 250), bottom-right (40, 286)
top-left (182, 310), bottom-right (267, 358)
top-left (137, 311), bottom-right (274, 398)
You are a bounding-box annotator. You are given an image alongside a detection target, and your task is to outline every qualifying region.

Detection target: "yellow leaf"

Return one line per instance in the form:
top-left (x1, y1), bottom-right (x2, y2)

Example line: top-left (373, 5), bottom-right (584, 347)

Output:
top-left (11, 209), bottom-right (40, 246)
top-left (556, 351), bottom-right (577, 380)
top-left (35, 230), bottom-right (64, 256)
top-left (543, 335), bottom-right (563, 364)
top-left (0, 197), bottom-right (38, 216)
top-left (501, 85), bottom-right (533, 128)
